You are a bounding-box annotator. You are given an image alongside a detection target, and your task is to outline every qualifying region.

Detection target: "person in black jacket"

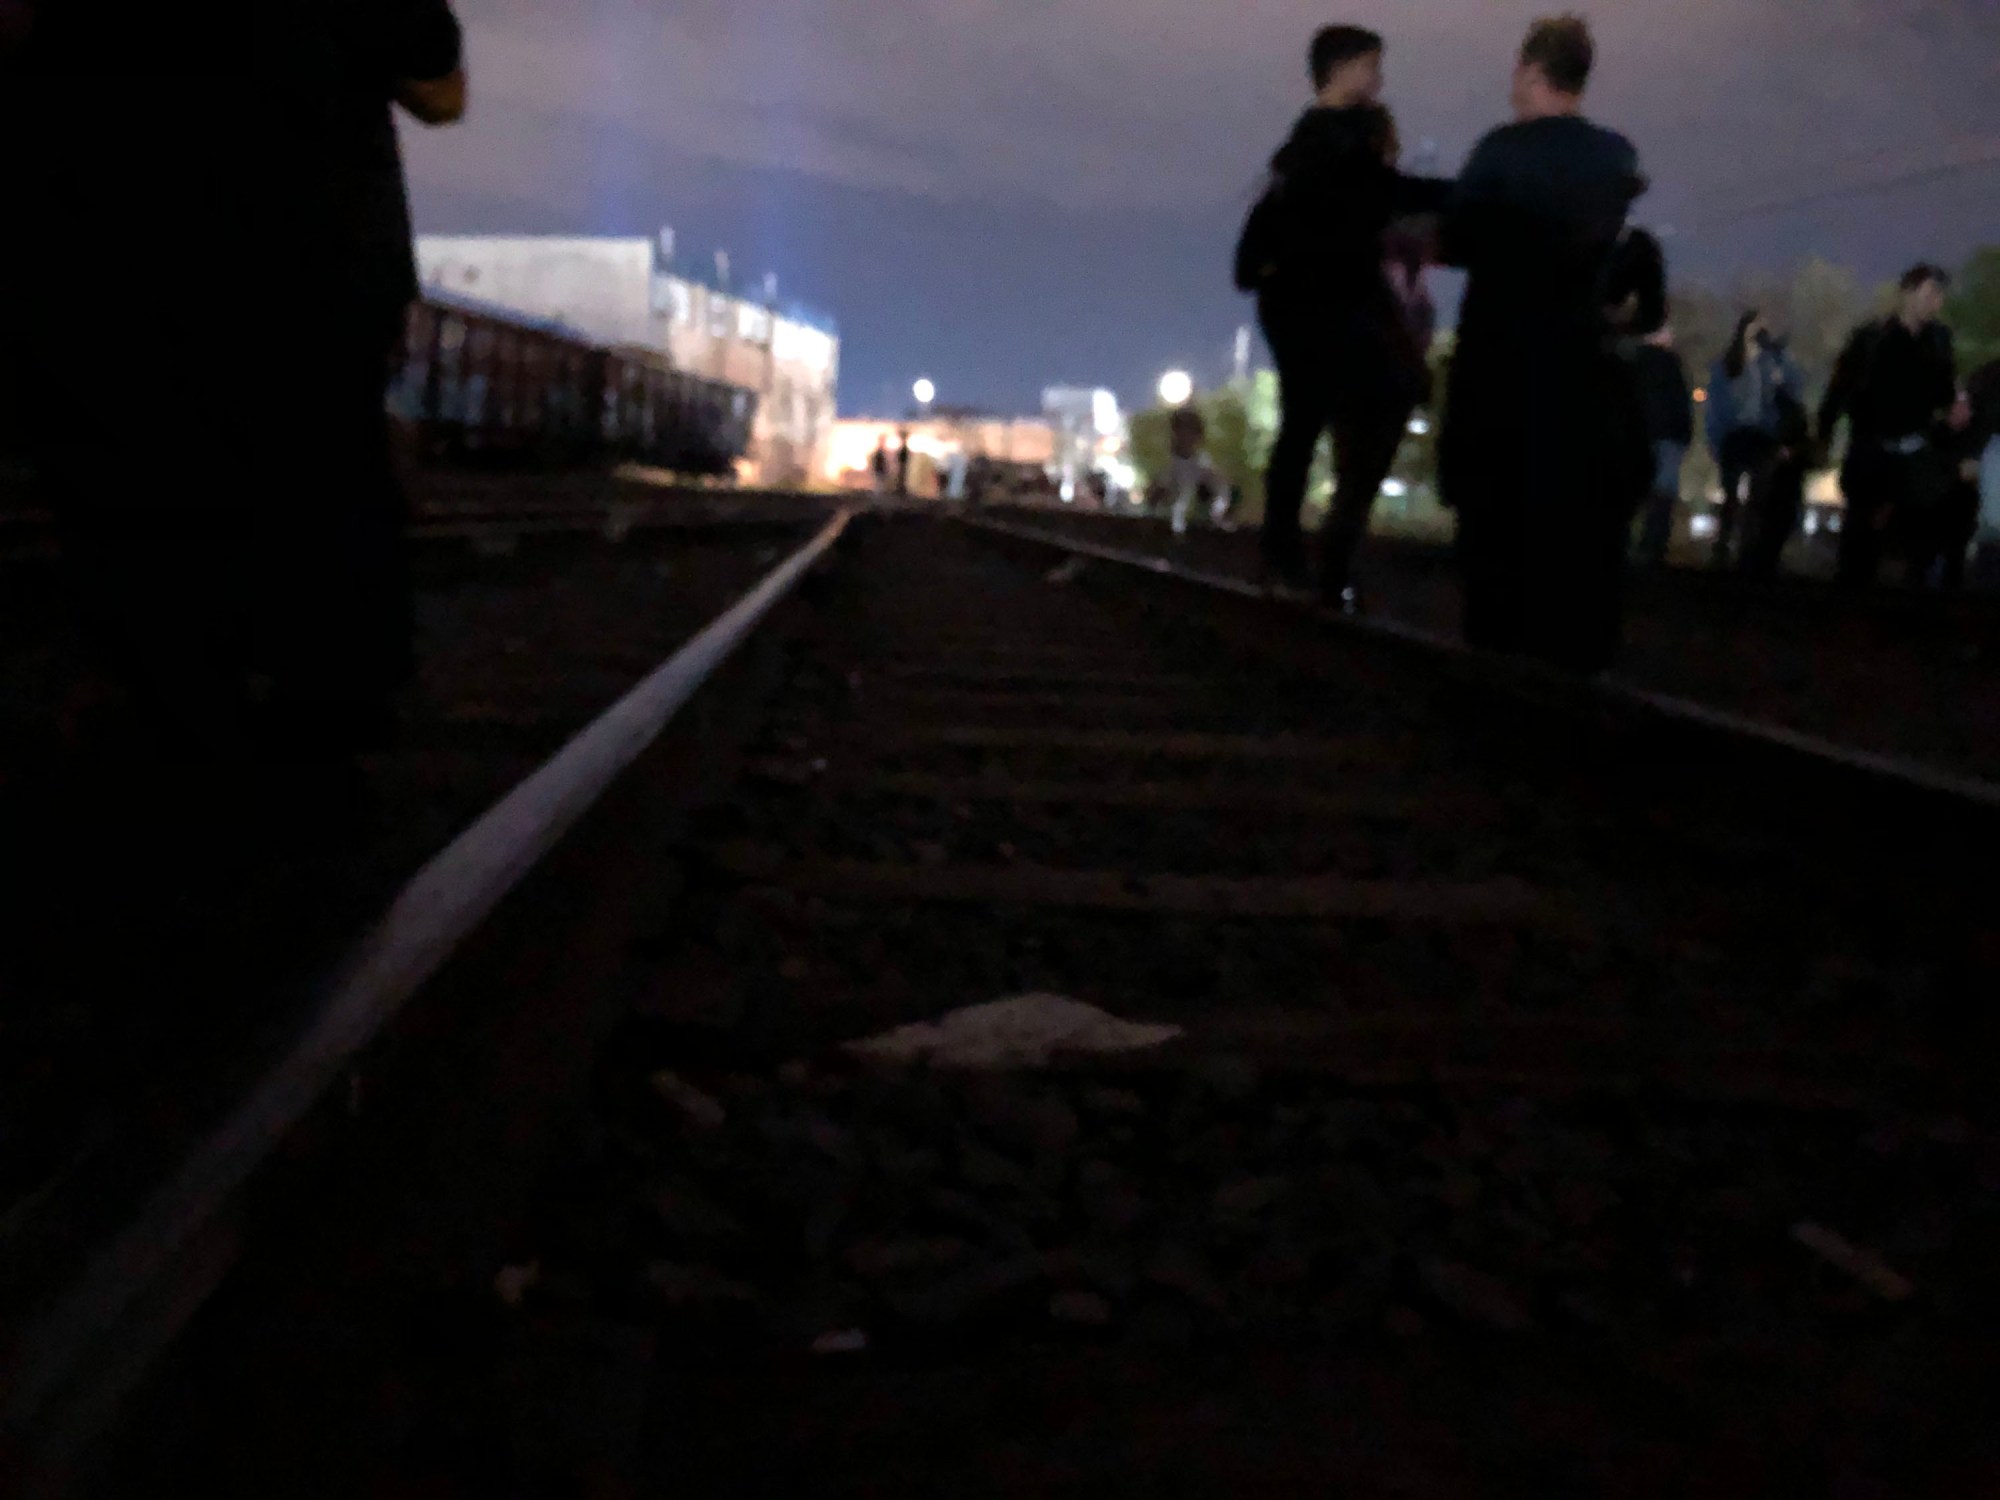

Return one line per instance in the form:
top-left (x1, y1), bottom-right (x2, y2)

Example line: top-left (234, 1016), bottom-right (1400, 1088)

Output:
top-left (15, 0), bottom-right (465, 768)
top-left (1439, 15), bottom-right (1660, 671)
top-left (1630, 326), bottom-right (1693, 567)
top-left (1819, 264), bottom-right (1958, 587)
top-left (1236, 25), bottom-right (1448, 603)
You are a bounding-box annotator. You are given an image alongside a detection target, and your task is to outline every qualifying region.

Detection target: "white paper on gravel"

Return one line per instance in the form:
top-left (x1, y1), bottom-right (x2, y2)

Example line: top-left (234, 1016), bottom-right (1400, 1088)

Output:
top-left (846, 995), bottom-right (1182, 1071)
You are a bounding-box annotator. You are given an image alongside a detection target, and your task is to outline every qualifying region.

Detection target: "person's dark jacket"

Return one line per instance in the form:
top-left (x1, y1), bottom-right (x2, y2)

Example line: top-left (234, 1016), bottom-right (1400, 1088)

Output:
top-left (1437, 116), bottom-right (1653, 509)
top-left (1819, 317), bottom-right (1957, 450)
top-left (1235, 105), bottom-right (1449, 308)
top-left (1630, 343), bottom-right (1693, 448)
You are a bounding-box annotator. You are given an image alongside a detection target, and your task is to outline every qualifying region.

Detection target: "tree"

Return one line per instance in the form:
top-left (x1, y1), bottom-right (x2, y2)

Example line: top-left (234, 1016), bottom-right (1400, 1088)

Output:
top-left (1675, 257), bottom-right (1865, 398)
top-left (1949, 245), bottom-right (2000, 373)
top-left (1127, 405), bottom-right (1173, 495)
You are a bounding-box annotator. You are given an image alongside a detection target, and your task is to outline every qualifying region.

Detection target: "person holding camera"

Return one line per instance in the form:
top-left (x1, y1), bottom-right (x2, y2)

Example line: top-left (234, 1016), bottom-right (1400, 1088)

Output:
top-left (1704, 311), bottom-right (1806, 571)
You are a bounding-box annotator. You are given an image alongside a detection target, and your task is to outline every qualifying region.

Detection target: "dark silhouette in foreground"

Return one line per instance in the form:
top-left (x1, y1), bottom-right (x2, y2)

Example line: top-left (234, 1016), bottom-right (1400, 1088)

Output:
top-left (1237, 25), bottom-right (1448, 603)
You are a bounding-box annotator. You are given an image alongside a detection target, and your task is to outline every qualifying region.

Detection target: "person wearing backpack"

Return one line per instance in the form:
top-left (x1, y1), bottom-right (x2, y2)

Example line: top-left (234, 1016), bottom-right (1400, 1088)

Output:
top-left (1235, 25), bottom-right (1448, 605)
top-left (1819, 264), bottom-right (1959, 586)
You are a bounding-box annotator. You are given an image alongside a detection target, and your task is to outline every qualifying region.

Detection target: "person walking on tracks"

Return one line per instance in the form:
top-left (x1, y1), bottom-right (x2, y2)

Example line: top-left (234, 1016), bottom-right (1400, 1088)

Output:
top-left (1705, 311), bottom-right (1807, 570)
top-left (1163, 405), bottom-right (1227, 537)
top-left (1438, 15), bottom-right (1661, 671)
top-left (1235, 24), bottom-right (1449, 606)
top-left (1819, 264), bottom-right (1958, 587)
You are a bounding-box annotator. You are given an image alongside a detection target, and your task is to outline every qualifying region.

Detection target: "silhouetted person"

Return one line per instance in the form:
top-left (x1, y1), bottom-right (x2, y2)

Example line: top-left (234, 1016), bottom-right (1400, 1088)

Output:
top-left (1820, 263), bottom-right (1957, 587)
top-left (895, 431), bottom-right (912, 497)
top-left (14, 1), bottom-right (463, 775)
top-left (1165, 406), bottom-right (1224, 536)
top-left (265, 2), bottom-right (466, 760)
top-left (1739, 374), bottom-right (1813, 581)
top-left (1236, 25), bottom-right (1448, 603)
top-left (1630, 326), bottom-right (1693, 567)
top-left (871, 436), bottom-right (891, 494)
top-left (2, 2), bottom-right (461, 1048)
top-left (1706, 310), bottom-right (1805, 569)
top-left (1439, 15), bottom-right (1659, 671)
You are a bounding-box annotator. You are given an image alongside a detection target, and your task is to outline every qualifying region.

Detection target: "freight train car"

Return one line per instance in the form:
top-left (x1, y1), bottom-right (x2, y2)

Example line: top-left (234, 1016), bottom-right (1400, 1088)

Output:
top-left (391, 294), bottom-right (756, 476)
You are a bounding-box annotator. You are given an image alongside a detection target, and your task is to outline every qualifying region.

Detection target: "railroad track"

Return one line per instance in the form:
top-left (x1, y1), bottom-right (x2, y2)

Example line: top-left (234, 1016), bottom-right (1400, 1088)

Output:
top-left (1002, 502), bottom-right (2000, 625)
top-left (7, 511), bottom-right (1997, 1494)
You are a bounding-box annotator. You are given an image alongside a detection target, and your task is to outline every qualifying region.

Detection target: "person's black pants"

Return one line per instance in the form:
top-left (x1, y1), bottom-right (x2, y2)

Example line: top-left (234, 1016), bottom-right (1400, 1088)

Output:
top-left (1446, 353), bottom-right (1646, 674)
top-left (1260, 299), bottom-right (1417, 595)
top-left (1837, 447), bottom-right (1922, 587)
top-left (1740, 454), bottom-right (1805, 580)
top-left (248, 306), bottom-right (414, 756)
top-left (1715, 428), bottom-right (1777, 568)
top-left (1455, 472), bottom-right (1631, 672)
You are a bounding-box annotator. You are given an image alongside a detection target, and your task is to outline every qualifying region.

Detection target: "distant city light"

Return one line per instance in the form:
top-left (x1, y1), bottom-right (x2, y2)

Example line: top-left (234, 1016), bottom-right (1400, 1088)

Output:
top-left (1692, 388), bottom-right (1709, 404)
top-left (913, 377), bottom-right (937, 406)
top-left (1407, 415), bottom-right (1431, 436)
top-left (1092, 389), bottom-right (1123, 439)
top-left (1158, 370), bottom-right (1194, 407)
top-left (1381, 478), bottom-right (1409, 498)
top-left (1690, 513), bottom-right (1720, 539)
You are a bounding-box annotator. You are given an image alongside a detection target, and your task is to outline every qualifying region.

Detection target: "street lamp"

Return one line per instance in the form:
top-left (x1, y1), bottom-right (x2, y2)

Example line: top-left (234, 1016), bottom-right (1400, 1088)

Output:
top-left (1157, 369), bottom-right (1194, 407)
top-left (913, 377), bottom-right (937, 408)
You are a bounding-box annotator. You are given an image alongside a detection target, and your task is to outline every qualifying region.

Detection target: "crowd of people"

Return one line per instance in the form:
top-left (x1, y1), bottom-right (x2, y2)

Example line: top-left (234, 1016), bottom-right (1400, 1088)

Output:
top-left (2, 7), bottom-right (1992, 856)
top-left (1629, 267), bottom-right (1996, 590)
top-left (1229, 15), bottom-right (2000, 669)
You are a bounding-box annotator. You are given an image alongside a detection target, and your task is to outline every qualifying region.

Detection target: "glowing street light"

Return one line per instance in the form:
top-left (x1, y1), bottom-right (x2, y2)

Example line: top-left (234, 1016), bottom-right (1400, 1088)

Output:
top-left (913, 377), bottom-right (937, 407)
top-left (1407, 415), bottom-right (1431, 436)
top-left (1157, 369), bottom-right (1194, 407)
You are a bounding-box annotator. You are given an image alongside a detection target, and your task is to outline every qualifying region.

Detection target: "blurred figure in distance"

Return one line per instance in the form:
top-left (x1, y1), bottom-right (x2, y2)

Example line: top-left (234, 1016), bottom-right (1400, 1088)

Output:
top-left (1820, 264), bottom-right (1958, 587)
top-left (1630, 325), bottom-right (1693, 567)
top-left (1704, 310), bottom-right (1806, 570)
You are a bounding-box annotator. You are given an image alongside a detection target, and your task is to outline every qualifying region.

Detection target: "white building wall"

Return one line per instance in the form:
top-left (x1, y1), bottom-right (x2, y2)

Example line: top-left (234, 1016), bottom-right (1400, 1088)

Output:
top-left (415, 236), bottom-right (661, 351)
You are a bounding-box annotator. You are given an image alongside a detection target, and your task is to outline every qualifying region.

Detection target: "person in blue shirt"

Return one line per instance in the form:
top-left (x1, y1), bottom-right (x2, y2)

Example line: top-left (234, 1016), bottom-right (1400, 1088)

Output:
top-left (1705, 310), bottom-right (1806, 570)
top-left (1438, 15), bottom-right (1660, 672)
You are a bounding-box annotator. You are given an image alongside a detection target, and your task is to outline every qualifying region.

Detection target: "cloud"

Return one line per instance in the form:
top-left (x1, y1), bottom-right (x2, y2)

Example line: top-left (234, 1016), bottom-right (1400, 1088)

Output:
top-left (417, 0), bottom-right (2000, 225)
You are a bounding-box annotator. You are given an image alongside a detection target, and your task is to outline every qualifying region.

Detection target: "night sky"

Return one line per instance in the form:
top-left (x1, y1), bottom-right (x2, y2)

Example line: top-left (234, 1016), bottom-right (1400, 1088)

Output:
top-left (403, 0), bottom-right (2000, 415)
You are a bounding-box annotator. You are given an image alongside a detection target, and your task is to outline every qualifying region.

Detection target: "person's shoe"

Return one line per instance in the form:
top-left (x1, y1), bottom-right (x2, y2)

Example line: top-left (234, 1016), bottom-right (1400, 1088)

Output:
top-left (1323, 582), bottom-right (1365, 617)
